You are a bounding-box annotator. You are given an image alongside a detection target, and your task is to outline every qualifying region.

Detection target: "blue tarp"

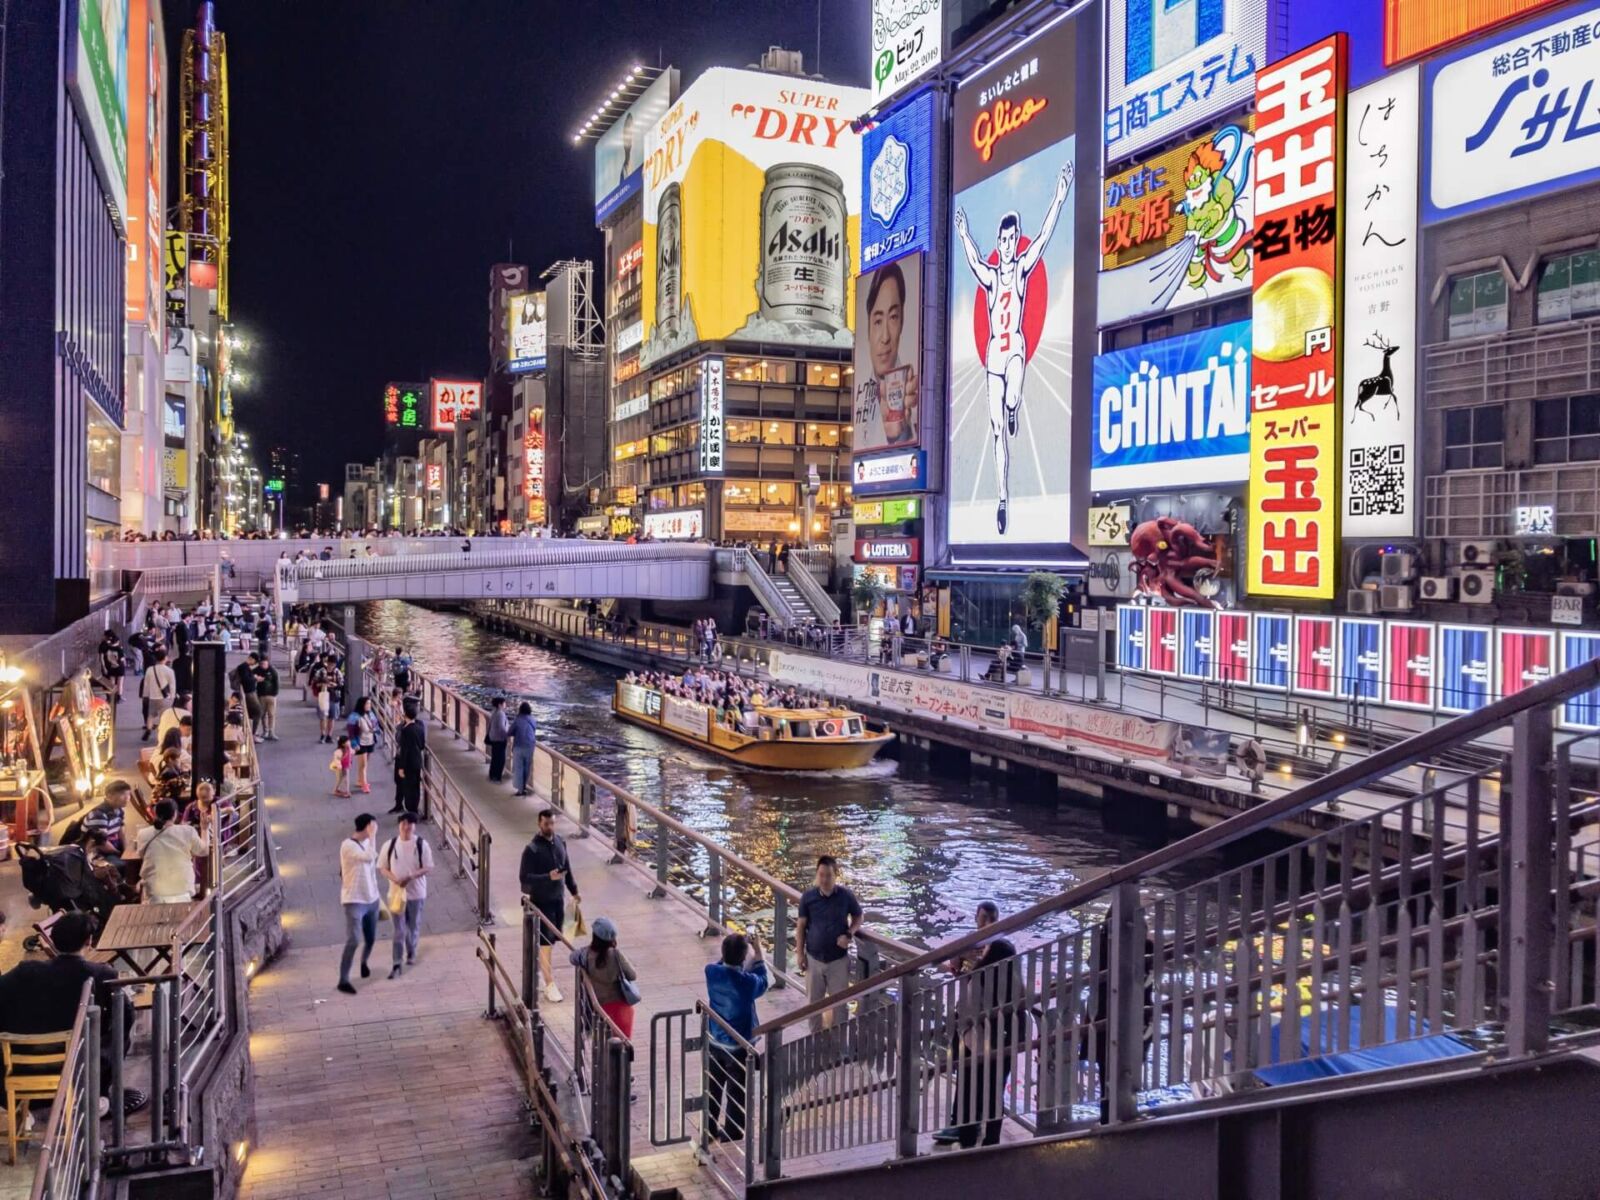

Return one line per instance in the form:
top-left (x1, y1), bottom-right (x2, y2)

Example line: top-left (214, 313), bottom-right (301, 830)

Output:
top-left (1255, 1005), bottom-right (1474, 1086)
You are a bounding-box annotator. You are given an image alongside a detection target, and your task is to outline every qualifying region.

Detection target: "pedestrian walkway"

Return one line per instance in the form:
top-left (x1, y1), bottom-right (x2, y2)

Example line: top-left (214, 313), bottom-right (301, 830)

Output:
top-left (238, 655), bottom-right (536, 1200)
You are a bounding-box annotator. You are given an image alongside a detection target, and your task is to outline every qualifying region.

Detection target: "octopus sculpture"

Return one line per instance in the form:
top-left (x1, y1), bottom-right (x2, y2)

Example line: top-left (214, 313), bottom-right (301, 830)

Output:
top-left (1130, 517), bottom-right (1221, 608)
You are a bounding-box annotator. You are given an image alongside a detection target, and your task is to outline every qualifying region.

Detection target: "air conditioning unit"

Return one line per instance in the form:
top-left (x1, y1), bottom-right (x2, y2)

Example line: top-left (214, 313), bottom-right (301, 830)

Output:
top-left (1557, 581), bottom-right (1597, 597)
top-left (1456, 540), bottom-right (1498, 567)
top-left (1347, 589), bottom-right (1379, 615)
top-left (1454, 567), bottom-right (1495, 605)
top-left (1380, 552), bottom-right (1416, 583)
top-left (1418, 575), bottom-right (1456, 602)
top-left (1380, 583), bottom-right (1415, 612)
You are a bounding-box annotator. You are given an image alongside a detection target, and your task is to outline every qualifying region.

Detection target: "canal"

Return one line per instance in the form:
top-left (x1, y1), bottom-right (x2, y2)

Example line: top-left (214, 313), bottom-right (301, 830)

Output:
top-left (356, 600), bottom-right (1219, 943)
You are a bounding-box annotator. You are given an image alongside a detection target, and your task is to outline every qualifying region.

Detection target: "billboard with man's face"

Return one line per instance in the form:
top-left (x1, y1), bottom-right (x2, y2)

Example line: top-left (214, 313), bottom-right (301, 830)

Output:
top-left (854, 254), bottom-right (923, 455)
top-left (947, 10), bottom-right (1098, 563)
top-left (594, 71), bottom-right (677, 225)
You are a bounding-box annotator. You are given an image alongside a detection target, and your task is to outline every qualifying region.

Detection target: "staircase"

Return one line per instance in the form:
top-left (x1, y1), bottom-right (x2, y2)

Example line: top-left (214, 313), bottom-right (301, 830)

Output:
top-left (715, 548), bottom-right (838, 629)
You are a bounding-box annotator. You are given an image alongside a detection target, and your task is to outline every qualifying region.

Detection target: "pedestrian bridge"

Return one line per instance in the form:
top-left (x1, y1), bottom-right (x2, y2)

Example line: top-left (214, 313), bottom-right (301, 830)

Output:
top-left (274, 542), bottom-right (714, 605)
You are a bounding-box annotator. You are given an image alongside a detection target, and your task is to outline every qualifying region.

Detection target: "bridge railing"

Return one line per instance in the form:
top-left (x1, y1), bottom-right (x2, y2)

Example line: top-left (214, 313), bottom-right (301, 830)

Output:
top-left (714, 548), bottom-right (799, 628)
top-left (725, 658), bottom-right (1600, 1180)
top-left (284, 541), bottom-right (713, 583)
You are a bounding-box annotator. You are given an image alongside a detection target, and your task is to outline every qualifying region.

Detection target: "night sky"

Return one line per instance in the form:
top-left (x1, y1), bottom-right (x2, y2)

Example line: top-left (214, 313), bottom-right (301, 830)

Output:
top-left (161, 0), bottom-right (870, 500)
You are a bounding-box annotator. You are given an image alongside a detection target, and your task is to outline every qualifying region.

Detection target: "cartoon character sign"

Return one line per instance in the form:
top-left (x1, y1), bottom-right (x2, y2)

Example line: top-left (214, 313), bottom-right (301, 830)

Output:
top-left (1129, 516), bottom-right (1222, 608)
top-left (1179, 126), bottom-right (1254, 292)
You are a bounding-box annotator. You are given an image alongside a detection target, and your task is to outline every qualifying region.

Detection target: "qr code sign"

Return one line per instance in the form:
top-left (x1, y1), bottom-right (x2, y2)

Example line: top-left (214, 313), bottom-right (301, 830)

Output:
top-left (1348, 444), bottom-right (1407, 516)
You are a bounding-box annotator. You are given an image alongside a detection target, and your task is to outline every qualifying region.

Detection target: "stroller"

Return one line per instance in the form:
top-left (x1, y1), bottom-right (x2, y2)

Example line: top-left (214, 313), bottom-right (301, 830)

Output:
top-left (16, 842), bottom-right (121, 948)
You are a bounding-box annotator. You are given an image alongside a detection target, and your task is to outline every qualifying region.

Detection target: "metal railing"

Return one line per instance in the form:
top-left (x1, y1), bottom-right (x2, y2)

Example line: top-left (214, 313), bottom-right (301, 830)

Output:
top-left (783, 555), bottom-right (841, 625)
top-left (650, 1003), bottom-right (767, 1195)
top-left (420, 756), bottom-right (494, 923)
top-left (27, 985), bottom-right (97, 1200)
top-left (282, 540), bottom-right (713, 583)
top-left (697, 658), bottom-right (1600, 1181)
top-left (714, 548), bottom-right (798, 628)
top-left (172, 896), bottom-right (226, 1092)
top-left (1422, 310), bottom-right (1600, 408)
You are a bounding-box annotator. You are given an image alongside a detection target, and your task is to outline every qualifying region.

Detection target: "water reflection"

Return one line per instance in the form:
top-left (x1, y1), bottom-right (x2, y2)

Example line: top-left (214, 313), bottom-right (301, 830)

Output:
top-left (355, 601), bottom-right (1214, 943)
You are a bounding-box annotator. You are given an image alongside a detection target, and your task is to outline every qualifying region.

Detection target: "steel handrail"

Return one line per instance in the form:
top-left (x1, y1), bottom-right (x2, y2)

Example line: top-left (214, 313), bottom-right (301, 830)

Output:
top-left (27, 983), bottom-right (96, 1200)
top-left (754, 655), bottom-right (1600, 1034)
top-left (285, 541), bottom-right (713, 582)
top-left (719, 548), bottom-right (799, 627)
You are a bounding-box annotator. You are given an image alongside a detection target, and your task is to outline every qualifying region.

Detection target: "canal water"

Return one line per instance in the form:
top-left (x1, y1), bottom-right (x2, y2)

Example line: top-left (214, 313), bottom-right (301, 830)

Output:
top-left (356, 600), bottom-right (1218, 944)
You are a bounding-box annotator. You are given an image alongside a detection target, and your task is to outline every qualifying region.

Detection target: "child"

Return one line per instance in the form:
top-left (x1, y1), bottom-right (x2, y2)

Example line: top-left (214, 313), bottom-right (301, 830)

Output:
top-left (329, 734), bottom-right (353, 798)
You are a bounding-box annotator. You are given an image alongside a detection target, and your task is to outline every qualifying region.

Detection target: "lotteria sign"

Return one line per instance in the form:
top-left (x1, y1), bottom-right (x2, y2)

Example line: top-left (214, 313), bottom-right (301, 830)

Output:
top-left (1091, 320), bottom-right (1252, 490)
top-left (855, 537), bottom-right (920, 561)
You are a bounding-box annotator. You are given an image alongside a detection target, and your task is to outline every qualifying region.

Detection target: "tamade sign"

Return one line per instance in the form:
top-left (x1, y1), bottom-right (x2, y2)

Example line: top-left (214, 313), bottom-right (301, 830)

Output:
top-left (1247, 34), bottom-right (1346, 600)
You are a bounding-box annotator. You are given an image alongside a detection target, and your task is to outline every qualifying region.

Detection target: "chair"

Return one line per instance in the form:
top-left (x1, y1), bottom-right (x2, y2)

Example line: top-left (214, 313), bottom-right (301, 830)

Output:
top-left (0, 1032), bottom-right (71, 1164)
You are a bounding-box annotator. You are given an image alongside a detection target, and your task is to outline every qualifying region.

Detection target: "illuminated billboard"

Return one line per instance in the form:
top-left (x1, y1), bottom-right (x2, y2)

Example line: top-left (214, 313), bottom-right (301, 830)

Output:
top-left (640, 68), bottom-right (870, 368)
top-left (594, 70), bottom-right (677, 224)
top-left (125, 0), bottom-right (163, 331)
top-left (1091, 321), bottom-right (1252, 491)
top-left (870, 0), bottom-right (943, 105)
top-left (1105, 0), bottom-right (1266, 164)
top-left (1341, 67), bottom-right (1419, 539)
top-left (384, 383), bottom-right (425, 429)
top-left (508, 291), bottom-right (548, 373)
top-left (68, 0), bottom-right (130, 222)
top-left (948, 11), bottom-right (1097, 563)
top-left (1247, 35), bottom-right (1346, 601)
top-left (861, 89), bottom-right (935, 269)
top-left (1387, 0), bottom-right (1564, 65)
top-left (1424, 3), bottom-right (1600, 223)
top-left (430, 379), bottom-right (482, 432)
top-left (524, 408), bottom-right (546, 524)
top-left (699, 358), bottom-right (725, 474)
top-left (1098, 118), bottom-right (1255, 326)
top-left (853, 253), bottom-right (923, 455)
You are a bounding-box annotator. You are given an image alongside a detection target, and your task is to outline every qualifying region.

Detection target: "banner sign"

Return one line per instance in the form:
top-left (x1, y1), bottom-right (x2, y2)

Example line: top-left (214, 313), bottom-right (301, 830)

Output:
top-left (1252, 612), bottom-right (1291, 690)
top-left (1336, 617), bottom-right (1384, 700)
top-left (643, 509), bottom-right (704, 540)
top-left (699, 357), bottom-right (725, 474)
top-left (1217, 610), bottom-right (1251, 683)
top-left (1247, 35), bottom-right (1346, 600)
top-left (853, 448), bottom-right (926, 494)
top-left (870, 0), bottom-right (943, 105)
top-left (854, 254), bottom-right (923, 453)
top-left (1437, 624), bottom-right (1493, 714)
top-left (1091, 320), bottom-right (1252, 490)
top-left (1178, 608), bottom-right (1216, 681)
top-left (1498, 627), bottom-right (1555, 697)
top-left (595, 71), bottom-right (676, 224)
top-left (1292, 614), bottom-right (1337, 696)
top-left (1385, 620), bottom-right (1435, 710)
top-left (861, 90), bottom-right (935, 268)
top-left (662, 695), bottom-right (710, 739)
top-left (855, 537), bottom-right (920, 562)
top-left (1342, 67), bottom-right (1419, 538)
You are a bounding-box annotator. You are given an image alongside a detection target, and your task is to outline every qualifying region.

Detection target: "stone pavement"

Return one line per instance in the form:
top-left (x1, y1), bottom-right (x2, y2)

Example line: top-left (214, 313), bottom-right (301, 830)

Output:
top-left (238, 654), bottom-right (537, 1200)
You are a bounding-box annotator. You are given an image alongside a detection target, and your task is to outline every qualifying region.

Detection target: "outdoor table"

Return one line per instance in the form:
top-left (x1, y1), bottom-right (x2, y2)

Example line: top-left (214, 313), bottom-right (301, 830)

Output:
top-left (96, 901), bottom-right (199, 975)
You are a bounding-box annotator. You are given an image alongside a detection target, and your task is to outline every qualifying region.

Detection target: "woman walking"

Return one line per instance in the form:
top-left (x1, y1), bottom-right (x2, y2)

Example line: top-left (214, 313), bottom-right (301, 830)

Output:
top-left (348, 696), bottom-right (379, 793)
top-left (570, 916), bottom-right (638, 1039)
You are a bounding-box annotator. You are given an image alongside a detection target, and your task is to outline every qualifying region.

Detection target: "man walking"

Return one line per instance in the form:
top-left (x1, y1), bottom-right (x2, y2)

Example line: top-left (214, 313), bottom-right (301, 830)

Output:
top-left (393, 699), bottom-right (426, 817)
top-left (337, 814), bottom-right (380, 995)
top-left (509, 702), bottom-right (538, 796)
top-left (139, 648), bottom-right (176, 742)
top-left (379, 812), bottom-right (433, 978)
top-left (794, 855), bottom-right (863, 1033)
top-left (519, 809), bottom-right (580, 1002)
top-left (485, 696), bottom-right (511, 784)
top-left (234, 653), bottom-right (262, 739)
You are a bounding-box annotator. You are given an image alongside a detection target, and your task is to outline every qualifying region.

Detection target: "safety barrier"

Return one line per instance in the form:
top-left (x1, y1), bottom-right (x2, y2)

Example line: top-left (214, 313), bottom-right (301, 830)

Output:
top-left (27, 985), bottom-right (97, 1200)
top-left (650, 1003), bottom-right (766, 1194)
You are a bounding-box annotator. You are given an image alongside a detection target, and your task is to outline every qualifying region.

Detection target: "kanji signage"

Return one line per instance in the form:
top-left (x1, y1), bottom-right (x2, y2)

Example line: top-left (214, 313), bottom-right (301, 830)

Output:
top-left (384, 382), bottom-right (425, 428)
top-left (1098, 118), bottom-right (1256, 325)
top-left (1247, 34), bottom-right (1346, 600)
top-left (1341, 67), bottom-right (1419, 539)
top-left (430, 379), bottom-right (482, 431)
top-left (524, 407), bottom-right (546, 524)
top-left (698, 357), bottom-right (724, 474)
top-left (861, 89), bottom-right (935, 269)
top-left (1425, 2), bottom-right (1600, 222)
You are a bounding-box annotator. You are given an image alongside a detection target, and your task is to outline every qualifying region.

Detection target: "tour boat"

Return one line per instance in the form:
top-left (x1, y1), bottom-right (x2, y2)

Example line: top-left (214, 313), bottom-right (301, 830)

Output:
top-left (612, 680), bottom-right (892, 770)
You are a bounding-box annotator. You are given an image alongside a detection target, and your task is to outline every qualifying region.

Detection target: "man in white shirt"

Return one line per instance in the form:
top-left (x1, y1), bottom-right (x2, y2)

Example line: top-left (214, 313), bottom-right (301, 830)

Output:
top-left (133, 800), bottom-right (208, 904)
top-left (337, 814), bottom-right (380, 995)
top-left (378, 813), bottom-right (434, 978)
top-left (140, 648), bottom-right (177, 741)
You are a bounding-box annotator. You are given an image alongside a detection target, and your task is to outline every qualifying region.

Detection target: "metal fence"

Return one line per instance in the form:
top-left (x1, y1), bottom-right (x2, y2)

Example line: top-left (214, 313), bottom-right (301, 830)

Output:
top-left (27, 986), bottom-right (97, 1200)
top-left (650, 1003), bottom-right (767, 1194)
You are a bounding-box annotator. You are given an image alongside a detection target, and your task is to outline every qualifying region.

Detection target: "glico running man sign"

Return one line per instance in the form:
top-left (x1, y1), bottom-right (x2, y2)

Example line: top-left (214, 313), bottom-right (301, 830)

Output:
top-left (947, 9), bottom-right (1099, 565)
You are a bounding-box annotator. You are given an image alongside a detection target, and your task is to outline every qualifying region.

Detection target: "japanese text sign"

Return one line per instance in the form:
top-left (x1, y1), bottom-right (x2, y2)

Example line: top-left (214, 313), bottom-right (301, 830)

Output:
top-left (861, 89), bottom-right (935, 269)
top-left (1248, 34), bottom-right (1346, 600)
top-left (1426, 2), bottom-right (1600, 222)
top-left (430, 379), bottom-right (482, 432)
top-left (699, 357), bottom-right (725, 474)
top-left (1105, 0), bottom-right (1267, 163)
top-left (870, 0), bottom-right (943, 107)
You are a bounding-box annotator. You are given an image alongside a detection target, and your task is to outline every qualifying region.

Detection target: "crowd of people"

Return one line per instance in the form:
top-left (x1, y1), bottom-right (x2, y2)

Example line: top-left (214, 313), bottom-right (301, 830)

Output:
top-left (623, 666), bottom-right (829, 729)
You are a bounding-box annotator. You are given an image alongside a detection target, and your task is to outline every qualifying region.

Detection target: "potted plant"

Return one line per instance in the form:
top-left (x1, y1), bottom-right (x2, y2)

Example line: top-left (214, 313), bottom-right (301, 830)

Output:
top-left (851, 574), bottom-right (886, 624)
top-left (1016, 571), bottom-right (1067, 687)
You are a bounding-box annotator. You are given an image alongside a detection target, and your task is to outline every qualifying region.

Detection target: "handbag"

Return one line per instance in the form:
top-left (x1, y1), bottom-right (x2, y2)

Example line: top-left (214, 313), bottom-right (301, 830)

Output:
top-left (387, 880), bottom-right (407, 915)
top-left (567, 899), bottom-right (587, 938)
top-left (619, 974), bottom-right (641, 1006)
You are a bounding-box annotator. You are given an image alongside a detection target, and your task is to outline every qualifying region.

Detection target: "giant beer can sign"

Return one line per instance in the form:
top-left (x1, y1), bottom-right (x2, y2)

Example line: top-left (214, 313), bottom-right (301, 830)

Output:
top-left (758, 164), bottom-right (849, 331)
top-left (656, 183), bottom-right (683, 339)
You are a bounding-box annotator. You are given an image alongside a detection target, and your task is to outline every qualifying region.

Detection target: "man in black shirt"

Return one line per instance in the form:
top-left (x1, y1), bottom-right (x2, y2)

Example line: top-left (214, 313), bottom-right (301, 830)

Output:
top-left (795, 855), bottom-right (863, 1033)
top-left (519, 809), bottom-right (581, 1003)
top-left (234, 654), bottom-right (261, 740)
top-left (392, 699), bottom-right (427, 818)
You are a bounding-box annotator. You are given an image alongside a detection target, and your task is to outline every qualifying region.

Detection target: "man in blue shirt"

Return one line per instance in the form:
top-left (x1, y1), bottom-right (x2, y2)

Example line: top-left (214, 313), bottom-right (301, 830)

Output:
top-left (510, 702), bottom-right (538, 796)
top-left (795, 855), bottom-right (863, 1033)
top-left (704, 932), bottom-right (768, 1143)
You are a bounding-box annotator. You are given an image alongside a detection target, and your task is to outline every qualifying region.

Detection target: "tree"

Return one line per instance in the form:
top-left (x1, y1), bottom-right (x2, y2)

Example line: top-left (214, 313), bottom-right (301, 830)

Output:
top-left (1020, 571), bottom-right (1066, 630)
top-left (851, 574), bottom-right (886, 621)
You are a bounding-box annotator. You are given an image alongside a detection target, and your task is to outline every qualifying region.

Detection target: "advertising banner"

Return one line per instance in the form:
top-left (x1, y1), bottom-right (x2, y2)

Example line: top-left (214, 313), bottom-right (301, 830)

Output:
top-left (125, 0), bottom-right (162, 331)
top-left (161, 447), bottom-right (187, 494)
top-left (1386, 620), bottom-right (1435, 710)
top-left (595, 71), bottom-right (676, 225)
top-left (1342, 67), bottom-right (1419, 539)
top-left (617, 681), bottom-right (662, 718)
top-left (1173, 725), bottom-right (1232, 775)
top-left (1496, 627), bottom-right (1555, 698)
top-left (523, 408), bottom-right (546, 523)
top-left (1008, 690), bottom-right (1178, 759)
top-left (1425, 3), bottom-right (1600, 222)
top-left (1091, 320), bottom-right (1252, 490)
top-left (1292, 614), bottom-right (1337, 696)
top-left (384, 383), bottom-right (425, 429)
top-left (641, 69), bottom-right (869, 367)
top-left (1388, 0), bottom-right (1566, 66)
top-left (949, 12), bottom-right (1095, 561)
top-left (164, 230), bottom-right (188, 325)
top-left (1247, 35), bottom-right (1346, 600)
top-left (854, 254), bottom-right (923, 454)
top-left (1178, 607), bottom-right (1215, 680)
top-left (1117, 604), bottom-right (1147, 672)
top-left (662, 695), bottom-right (710, 739)
top-left (870, 0), bottom-right (943, 105)
top-left (430, 379), bottom-right (482, 431)
top-left (699, 358), bottom-right (725, 474)
top-left (1336, 617), bottom-right (1383, 700)
top-left (1560, 631), bottom-right (1600, 728)
top-left (1088, 504), bottom-right (1132, 545)
top-left (1146, 606), bottom-right (1178, 675)
top-left (767, 652), bottom-right (876, 700)
top-left (855, 537), bottom-right (919, 562)
top-left (507, 292), bottom-right (548, 374)
top-left (642, 509), bottom-right (704, 540)
top-left (1217, 610), bottom-right (1251, 683)
top-left (862, 90), bottom-right (935, 268)
top-left (1252, 612), bottom-right (1291, 690)
top-left (1105, 0), bottom-right (1266, 163)
top-left (68, 0), bottom-right (130, 223)
top-left (1098, 118), bottom-right (1256, 324)
top-left (853, 448), bottom-right (926, 495)
top-left (1437, 624), bottom-right (1492, 714)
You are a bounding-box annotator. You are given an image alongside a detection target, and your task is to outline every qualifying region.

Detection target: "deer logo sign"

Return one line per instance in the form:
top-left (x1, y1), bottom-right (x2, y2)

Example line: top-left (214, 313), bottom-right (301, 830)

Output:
top-left (1356, 333), bottom-right (1401, 420)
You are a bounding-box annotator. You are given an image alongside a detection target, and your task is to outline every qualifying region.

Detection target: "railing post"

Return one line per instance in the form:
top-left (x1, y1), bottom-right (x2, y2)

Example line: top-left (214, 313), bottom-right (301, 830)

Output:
top-left (1106, 883), bottom-right (1144, 1123)
top-left (763, 1025), bottom-right (784, 1182)
top-left (478, 830), bottom-right (494, 926)
top-left (151, 983), bottom-right (169, 1142)
top-left (486, 932), bottom-right (500, 1018)
top-left (771, 890), bottom-right (789, 988)
top-left (652, 823), bottom-right (669, 899)
top-left (1506, 705), bottom-right (1554, 1057)
top-left (895, 970), bottom-right (921, 1160)
top-left (521, 904), bottom-right (537, 1010)
top-left (86, 1004), bottom-right (103, 1179)
top-left (110, 990), bottom-right (127, 1150)
top-left (706, 853), bottom-right (724, 936)
top-left (578, 777), bottom-right (593, 833)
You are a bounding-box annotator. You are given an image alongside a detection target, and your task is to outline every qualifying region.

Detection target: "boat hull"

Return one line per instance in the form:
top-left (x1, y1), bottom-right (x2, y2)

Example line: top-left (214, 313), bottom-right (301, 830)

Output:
top-left (612, 697), bottom-right (892, 770)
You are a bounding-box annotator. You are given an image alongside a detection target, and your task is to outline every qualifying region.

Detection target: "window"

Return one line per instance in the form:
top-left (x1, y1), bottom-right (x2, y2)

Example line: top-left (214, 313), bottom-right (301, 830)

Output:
top-left (817, 482), bottom-right (851, 509)
top-left (1537, 250), bottom-right (1600, 324)
top-left (804, 423), bottom-right (844, 447)
top-left (646, 487), bottom-right (674, 512)
top-left (1534, 395), bottom-right (1600, 464)
top-left (1447, 270), bottom-right (1508, 340)
top-left (1443, 404), bottom-right (1504, 470)
top-left (87, 419), bottom-right (119, 496)
top-left (727, 358), bottom-right (795, 384)
top-left (806, 362), bottom-right (843, 388)
top-left (727, 419), bottom-right (762, 445)
top-left (678, 483), bottom-right (706, 507)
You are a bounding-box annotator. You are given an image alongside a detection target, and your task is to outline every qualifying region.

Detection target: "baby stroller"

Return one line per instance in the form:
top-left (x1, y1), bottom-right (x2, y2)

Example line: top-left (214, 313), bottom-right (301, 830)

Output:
top-left (16, 842), bottom-right (120, 948)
